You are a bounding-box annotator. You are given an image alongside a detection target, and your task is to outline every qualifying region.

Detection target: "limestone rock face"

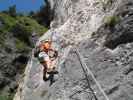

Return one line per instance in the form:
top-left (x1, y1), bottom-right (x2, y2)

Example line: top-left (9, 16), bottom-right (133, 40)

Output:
top-left (49, 0), bottom-right (106, 41)
top-left (0, 31), bottom-right (31, 96)
top-left (14, 0), bottom-right (133, 100)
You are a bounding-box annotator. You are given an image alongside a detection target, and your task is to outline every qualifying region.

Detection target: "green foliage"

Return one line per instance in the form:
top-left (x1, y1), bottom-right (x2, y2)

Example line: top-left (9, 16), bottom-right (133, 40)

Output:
top-left (0, 94), bottom-right (14, 100)
top-left (0, 13), bottom-right (16, 45)
top-left (0, 12), bottom-right (48, 47)
top-left (0, 13), bottom-right (48, 36)
top-left (104, 15), bottom-right (120, 27)
top-left (15, 39), bottom-right (29, 52)
top-left (0, 31), bottom-right (6, 44)
top-left (12, 16), bottom-right (47, 40)
top-left (28, 11), bottom-right (35, 17)
top-left (8, 5), bottom-right (17, 17)
top-left (0, 13), bottom-right (16, 33)
top-left (32, 1), bottom-right (52, 27)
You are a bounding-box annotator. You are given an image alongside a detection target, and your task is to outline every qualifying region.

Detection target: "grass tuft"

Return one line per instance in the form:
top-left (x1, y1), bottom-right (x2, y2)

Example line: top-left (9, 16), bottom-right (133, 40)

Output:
top-left (104, 15), bottom-right (120, 27)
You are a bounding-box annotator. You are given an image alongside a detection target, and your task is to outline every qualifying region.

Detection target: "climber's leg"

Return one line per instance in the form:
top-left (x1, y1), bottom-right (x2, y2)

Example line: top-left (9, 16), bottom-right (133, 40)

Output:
top-left (42, 64), bottom-right (49, 81)
top-left (47, 60), bottom-right (58, 74)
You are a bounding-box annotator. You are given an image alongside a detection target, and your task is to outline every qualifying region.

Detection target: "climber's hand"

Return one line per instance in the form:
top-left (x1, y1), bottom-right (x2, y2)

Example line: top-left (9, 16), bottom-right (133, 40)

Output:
top-left (48, 49), bottom-right (58, 60)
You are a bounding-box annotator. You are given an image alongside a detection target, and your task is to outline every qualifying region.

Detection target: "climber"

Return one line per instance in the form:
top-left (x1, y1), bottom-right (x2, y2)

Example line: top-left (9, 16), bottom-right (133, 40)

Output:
top-left (35, 40), bottom-right (58, 81)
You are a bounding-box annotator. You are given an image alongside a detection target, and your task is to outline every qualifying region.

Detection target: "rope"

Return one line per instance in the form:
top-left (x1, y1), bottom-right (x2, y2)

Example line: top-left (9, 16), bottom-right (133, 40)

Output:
top-left (74, 48), bottom-right (98, 100)
top-left (75, 48), bottom-right (110, 100)
top-left (50, 32), bottom-right (109, 100)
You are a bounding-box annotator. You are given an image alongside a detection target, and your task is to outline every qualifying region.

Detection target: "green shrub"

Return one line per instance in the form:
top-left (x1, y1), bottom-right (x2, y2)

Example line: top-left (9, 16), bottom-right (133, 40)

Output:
top-left (15, 39), bottom-right (28, 52)
top-left (0, 13), bottom-right (16, 33)
top-left (0, 94), bottom-right (14, 100)
top-left (0, 13), bottom-right (47, 37)
top-left (8, 5), bottom-right (17, 17)
top-left (0, 33), bottom-right (6, 45)
top-left (104, 15), bottom-right (120, 27)
top-left (16, 16), bottom-right (48, 35)
top-left (12, 16), bottom-right (48, 44)
top-left (0, 13), bottom-right (48, 47)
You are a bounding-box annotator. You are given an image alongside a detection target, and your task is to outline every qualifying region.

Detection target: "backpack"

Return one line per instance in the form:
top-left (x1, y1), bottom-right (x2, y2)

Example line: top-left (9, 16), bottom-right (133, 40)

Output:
top-left (33, 46), bottom-right (40, 58)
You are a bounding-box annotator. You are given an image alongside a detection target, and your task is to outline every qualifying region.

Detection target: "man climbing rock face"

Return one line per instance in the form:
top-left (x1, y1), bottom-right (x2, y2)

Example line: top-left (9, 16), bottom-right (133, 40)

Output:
top-left (37, 40), bottom-right (58, 81)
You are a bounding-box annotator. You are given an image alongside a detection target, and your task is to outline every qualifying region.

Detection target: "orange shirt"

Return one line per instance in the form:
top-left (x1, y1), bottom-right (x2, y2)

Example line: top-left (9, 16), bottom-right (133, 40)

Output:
top-left (39, 42), bottom-right (52, 52)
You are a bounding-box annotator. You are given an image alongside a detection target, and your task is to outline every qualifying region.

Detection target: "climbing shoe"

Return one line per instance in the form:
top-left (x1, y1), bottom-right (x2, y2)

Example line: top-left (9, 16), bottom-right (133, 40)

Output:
top-left (47, 70), bottom-right (59, 74)
top-left (43, 73), bottom-right (49, 81)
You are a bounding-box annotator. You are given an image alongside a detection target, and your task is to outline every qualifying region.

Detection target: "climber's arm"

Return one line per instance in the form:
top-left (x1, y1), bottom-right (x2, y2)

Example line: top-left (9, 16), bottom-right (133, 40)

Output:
top-left (48, 49), bottom-right (58, 61)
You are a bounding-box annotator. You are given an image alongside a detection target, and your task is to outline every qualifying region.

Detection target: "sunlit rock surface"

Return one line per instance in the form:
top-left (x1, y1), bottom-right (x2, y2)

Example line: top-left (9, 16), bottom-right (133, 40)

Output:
top-left (14, 0), bottom-right (133, 100)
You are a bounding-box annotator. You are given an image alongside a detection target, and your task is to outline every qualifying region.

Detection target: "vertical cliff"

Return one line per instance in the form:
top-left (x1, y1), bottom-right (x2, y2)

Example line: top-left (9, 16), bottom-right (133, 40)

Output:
top-left (14, 0), bottom-right (133, 100)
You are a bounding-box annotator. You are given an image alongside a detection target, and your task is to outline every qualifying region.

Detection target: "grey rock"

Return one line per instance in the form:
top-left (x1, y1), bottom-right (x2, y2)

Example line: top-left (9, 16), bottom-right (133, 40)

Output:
top-left (14, 0), bottom-right (133, 100)
top-left (0, 31), bottom-right (31, 95)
